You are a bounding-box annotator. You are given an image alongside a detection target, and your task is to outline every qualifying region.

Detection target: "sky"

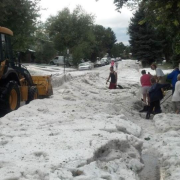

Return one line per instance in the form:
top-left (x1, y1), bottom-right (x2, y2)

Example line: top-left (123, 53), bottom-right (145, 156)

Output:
top-left (39, 0), bottom-right (133, 45)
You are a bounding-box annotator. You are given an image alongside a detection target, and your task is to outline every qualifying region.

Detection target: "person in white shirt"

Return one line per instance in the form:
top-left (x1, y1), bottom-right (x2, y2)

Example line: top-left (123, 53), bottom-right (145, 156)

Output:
top-left (151, 63), bottom-right (166, 83)
top-left (172, 74), bottom-right (180, 114)
top-left (115, 61), bottom-right (118, 70)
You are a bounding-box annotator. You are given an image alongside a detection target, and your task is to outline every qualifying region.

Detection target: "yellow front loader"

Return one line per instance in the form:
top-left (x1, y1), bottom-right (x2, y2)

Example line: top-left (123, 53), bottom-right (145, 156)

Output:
top-left (0, 27), bottom-right (53, 112)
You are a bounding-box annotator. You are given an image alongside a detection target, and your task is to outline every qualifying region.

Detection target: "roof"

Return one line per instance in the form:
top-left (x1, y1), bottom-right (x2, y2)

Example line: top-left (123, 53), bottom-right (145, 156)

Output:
top-left (0, 27), bottom-right (13, 36)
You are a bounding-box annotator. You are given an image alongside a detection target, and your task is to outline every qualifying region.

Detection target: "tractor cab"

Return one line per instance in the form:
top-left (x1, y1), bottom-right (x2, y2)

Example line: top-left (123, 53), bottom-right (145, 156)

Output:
top-left (0, 27), bottom-right (13, 62)
top-left (0, 27), bottom-right (15, 79)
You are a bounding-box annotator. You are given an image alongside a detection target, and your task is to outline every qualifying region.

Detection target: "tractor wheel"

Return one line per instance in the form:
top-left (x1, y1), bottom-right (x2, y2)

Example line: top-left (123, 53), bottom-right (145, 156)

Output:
top-left (0, 81), bottom-right (20, 112)
top-left (26, 86), bottom-right (38, 104)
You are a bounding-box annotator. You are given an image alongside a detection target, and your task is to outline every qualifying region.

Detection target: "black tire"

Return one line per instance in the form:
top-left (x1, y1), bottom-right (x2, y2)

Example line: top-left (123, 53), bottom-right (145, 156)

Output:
top-left (26, 86), bottom-right (38, 104)
top-left (0, 81), bottom-right (20, 112)
top-left (50, 61), bottom-right (55, 65)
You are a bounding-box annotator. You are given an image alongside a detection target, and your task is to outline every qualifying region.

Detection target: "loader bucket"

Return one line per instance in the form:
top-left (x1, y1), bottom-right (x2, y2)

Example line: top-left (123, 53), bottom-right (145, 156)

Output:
top-left (32, 76), bottom-right (53, 97)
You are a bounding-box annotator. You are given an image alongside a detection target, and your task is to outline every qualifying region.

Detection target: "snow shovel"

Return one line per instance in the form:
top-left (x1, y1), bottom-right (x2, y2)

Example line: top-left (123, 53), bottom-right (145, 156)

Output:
top-left (117, 85), bottom-right (124, 89)
top-left (160, 93), bottom-right (172, 105)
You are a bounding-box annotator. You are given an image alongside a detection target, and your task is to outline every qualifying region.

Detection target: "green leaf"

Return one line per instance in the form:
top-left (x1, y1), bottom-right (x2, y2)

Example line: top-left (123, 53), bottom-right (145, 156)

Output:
top-left (173, 20), bottom-right (179, 26)
top-left (178, 2), bottom-right (180, 8)
top-left (166, 3), bottom-right (172, 9)
top-left (138, 19), bottom-right (146, 25)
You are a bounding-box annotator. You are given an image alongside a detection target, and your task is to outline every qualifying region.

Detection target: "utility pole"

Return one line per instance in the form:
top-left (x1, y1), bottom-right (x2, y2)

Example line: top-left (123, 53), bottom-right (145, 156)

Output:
top-left (64, 55), bottom-right (65, 75)
top-left (64, 48), bottom-right (69, 78)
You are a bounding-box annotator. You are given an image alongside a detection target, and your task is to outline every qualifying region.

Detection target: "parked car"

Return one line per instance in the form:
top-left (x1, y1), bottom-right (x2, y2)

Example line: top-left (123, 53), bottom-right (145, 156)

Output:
top-left (49, 56), bottom-right (64, 65)
top-left (100, 59), bottom-right (106, 66)
top-left (87, 61), bottom-right (94, 68)
top-left (105, 59), bottom-right (109, 65)
top-left (101, 58), bottom-right (109, 65)
top-left (78, 62), bottom-right (93, 70)
top-left (94, 60), bottom-right (102, 67)
top-left (135, 60), bottom-right (139, 64)
top-left (116, 57), bottom-right (122, 61)
top-left (49, 56), bottom-right (73, 66)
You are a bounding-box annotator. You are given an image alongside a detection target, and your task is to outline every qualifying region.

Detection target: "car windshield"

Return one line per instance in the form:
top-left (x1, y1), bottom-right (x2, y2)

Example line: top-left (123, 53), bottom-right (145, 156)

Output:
top-left (79, 62), bottom-right (89, 66)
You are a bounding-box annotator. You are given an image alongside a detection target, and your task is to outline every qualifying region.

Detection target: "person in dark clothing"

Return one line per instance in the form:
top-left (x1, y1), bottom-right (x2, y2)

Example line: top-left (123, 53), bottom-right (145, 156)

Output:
top-left (167, 67), bottom-right (180, 94)
top-left (146, 77), bottom-right (170, 119)
top-left (106, 66), bottom-right (117, 89)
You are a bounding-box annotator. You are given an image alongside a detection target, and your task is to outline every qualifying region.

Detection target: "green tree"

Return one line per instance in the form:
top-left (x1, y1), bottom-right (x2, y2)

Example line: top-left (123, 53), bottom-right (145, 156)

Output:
top-left (46, 6), bottom-right (117, 64)
top-left (146, 0), bottom-right (180, 65)
top-left (104, 28), bottom-right (117, 54)
top-left (0, 0), bottom-right (40, 51)
top-left (112, 0), bottom-right (180, 65)
top-left (111, 42), bottom-right (126, 58)
top-left (156, 27), bottom-right (173, 63)
top-left (33, 23), bottom-right (57, 63)
top-left (91, 25), bottom-right (117, 61)
top-left (113, 0), bottom-right (180, 37)
top-left (128, 4), bottom-right (164, 66)
top-left (34, 41), bottom-right (57, 64)
top-left (46, 6), bottom-right (95, 65)
top-left (90, 25), bottom-right (105, 60)
top-left (144, 0), bottom-right (180, 32)
top-left (113, 0), bottom-right (140, 10)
